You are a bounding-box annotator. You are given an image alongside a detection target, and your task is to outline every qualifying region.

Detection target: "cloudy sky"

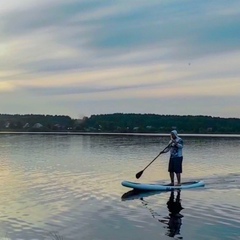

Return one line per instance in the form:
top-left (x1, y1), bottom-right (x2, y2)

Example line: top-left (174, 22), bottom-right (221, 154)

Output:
top-left (1, 0), bottom-right (240, 118)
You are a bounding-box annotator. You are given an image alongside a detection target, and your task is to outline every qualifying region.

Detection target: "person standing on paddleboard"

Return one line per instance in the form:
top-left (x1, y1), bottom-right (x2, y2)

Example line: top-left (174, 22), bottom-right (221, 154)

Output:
top-left (164, 130), bottom-right (183, 186)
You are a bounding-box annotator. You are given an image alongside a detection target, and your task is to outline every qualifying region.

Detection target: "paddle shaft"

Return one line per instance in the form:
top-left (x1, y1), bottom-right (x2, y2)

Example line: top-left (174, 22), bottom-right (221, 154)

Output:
top-left (142, 152), bottom-right (162, 171)
top-left (142, 143), bottom-right (171, 171)
top-left (135, 143), bottom-right (172, 179)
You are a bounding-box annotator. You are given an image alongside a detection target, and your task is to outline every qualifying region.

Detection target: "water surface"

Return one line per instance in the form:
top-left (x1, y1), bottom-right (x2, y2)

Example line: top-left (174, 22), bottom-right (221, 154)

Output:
top-left (0, 134), bottom-right (239, 239)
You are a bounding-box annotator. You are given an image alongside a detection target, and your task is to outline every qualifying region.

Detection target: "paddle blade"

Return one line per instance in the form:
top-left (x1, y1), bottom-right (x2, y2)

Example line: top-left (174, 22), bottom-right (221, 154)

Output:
top-left (136, 170), bottom-right (144, 179)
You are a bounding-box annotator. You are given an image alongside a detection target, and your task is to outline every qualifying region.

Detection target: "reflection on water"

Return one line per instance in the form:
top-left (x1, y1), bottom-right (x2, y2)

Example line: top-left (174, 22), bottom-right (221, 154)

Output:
top-left (0, 134), bottom-right (239, 239)
top-left (121, 184), bottom-right (240, 240)
top-left (161, 191), bottom-right (184, 239)
top-left (122, 190), bottom-right (184, 239)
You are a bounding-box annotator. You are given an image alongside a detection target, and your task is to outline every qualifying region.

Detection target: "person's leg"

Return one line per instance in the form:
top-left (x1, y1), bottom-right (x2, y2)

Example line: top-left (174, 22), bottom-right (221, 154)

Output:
top-left (170, 172), bottom-right (174, 185)
top-left (168, 158), bottom-right (174, 185)
top-left (175, 157), bottom-right (183, 185)
top-left (176, 173), bottom-right (181, 185)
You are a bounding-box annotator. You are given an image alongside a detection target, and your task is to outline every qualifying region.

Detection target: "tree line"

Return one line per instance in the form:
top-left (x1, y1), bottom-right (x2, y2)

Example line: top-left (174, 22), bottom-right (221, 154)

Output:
top-left (0, 114), bottom-right (74, 131)
top-left (1, 113), bottom-right (240, 134)
top-left (83, 113), bottom-right (240, 133)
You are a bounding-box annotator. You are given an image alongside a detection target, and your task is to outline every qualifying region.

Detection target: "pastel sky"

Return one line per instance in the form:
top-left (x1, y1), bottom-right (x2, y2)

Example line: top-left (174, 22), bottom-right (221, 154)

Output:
top-left (1, 0), bottom-right (240, 118)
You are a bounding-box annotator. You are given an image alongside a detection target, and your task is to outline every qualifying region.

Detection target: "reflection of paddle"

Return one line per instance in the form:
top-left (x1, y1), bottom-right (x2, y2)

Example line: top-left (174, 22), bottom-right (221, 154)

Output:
top-left (135, 143), bottom-right (171, 179)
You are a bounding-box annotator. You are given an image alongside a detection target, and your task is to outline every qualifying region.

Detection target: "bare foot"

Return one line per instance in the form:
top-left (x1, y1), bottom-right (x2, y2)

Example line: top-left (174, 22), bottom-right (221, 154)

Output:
top-left (175, 183), bottom-right (181, 186)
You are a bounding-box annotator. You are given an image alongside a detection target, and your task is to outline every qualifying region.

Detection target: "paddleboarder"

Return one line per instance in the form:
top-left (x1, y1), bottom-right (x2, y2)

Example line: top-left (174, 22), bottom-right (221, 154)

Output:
top-left (164, 130), bottom-right (183, 186)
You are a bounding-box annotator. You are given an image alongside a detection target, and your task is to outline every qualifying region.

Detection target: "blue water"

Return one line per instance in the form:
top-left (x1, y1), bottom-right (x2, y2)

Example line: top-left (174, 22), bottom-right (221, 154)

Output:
top-left (0, 133), bottom-right (239, 239)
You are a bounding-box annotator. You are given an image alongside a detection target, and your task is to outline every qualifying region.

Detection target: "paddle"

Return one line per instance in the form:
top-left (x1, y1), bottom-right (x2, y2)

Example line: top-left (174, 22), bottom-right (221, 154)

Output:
top-left (135, 143), bottom-right (172, 179)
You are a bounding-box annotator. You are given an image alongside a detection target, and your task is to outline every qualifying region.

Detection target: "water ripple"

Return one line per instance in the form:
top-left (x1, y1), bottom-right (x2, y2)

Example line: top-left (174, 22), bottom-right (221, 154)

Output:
top-left (0, 134), bottom-right (240, 239)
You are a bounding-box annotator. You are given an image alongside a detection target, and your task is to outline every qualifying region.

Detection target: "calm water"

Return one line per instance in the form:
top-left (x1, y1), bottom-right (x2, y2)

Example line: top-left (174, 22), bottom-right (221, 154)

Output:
top-left (0, 133), bottom-right (239, 240)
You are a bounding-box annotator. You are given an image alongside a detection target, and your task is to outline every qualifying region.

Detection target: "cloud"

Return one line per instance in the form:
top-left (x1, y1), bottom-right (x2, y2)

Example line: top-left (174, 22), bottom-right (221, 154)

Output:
top-left (1, 0), bottom-right (240, 117)
top-left (1, 0), bottom-right (240, 76)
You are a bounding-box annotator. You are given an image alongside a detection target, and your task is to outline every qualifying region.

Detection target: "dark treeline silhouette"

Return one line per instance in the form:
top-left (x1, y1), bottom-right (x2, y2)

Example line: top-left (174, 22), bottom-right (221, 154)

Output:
top-left (85, 113), bottom-right (240, 133)
top-left (0, 114), bottom-right (74, 131)
top-left (1, 113), bottom-right (240, 133)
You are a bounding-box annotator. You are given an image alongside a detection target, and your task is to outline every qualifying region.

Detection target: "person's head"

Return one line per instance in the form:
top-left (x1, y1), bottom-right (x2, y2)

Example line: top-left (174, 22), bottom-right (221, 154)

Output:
top-left (170, 130), bottom-right (178, 140)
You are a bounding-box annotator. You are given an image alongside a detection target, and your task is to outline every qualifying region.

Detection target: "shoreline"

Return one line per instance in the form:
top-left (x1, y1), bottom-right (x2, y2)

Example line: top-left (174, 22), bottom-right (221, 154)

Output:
top-left (1, 131), bottom-right (240, 138)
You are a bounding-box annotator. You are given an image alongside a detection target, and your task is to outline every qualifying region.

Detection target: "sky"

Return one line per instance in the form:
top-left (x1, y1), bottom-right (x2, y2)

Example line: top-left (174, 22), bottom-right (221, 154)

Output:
top-left (1, 0), bottom-right (240, 119)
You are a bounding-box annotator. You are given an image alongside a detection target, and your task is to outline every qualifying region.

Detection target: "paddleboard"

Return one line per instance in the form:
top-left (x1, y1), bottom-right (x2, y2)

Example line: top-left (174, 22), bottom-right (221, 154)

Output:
top-left (121, 180), bottom-right (205, 191)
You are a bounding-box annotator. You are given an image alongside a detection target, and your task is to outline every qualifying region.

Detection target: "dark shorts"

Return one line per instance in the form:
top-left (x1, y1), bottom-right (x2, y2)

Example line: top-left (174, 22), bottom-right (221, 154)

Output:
top-left (168, 157), bottom-right (183, 173)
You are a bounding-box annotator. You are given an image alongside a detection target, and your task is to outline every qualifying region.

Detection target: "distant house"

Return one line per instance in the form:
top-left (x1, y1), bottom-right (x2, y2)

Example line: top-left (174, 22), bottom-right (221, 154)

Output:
top-left (207, 127), bottom-right (213, 132)
top-left (53, 124), bottom-right (61, 130)
top-left (133, 127), bottom-right (139, 131)
top-left (33, 123), bottom-right (43, 128)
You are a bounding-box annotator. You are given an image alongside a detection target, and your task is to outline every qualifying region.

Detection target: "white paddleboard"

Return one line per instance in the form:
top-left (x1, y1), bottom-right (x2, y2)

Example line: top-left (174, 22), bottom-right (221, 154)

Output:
top-left (121, 180), bottom-right (205, 191)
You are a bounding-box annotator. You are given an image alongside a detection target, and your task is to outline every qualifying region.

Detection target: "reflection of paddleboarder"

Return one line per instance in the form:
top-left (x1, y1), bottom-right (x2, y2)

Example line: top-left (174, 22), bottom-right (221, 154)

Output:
top-left (159, 190), bottom-right (184, 238)
top-left (121, 189), bottom-right (184, 239)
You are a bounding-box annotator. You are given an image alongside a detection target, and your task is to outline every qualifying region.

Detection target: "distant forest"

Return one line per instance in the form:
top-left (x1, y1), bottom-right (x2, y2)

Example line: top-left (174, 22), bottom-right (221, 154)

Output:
top-left (1, 113), bottom-right (240, 134)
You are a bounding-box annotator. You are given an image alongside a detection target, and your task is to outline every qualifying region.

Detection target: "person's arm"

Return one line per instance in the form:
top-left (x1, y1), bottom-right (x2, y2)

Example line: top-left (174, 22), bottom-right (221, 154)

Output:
top-left (172, 139), bottom-right (183, 149)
